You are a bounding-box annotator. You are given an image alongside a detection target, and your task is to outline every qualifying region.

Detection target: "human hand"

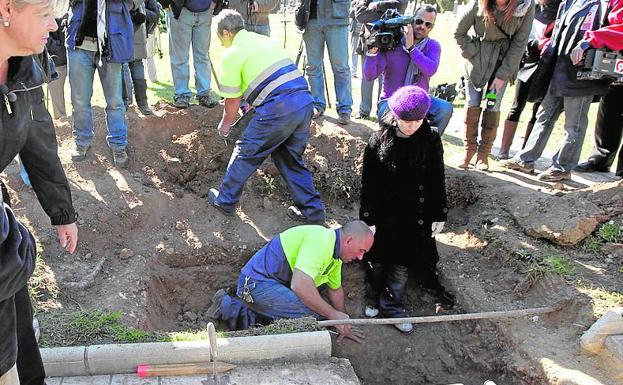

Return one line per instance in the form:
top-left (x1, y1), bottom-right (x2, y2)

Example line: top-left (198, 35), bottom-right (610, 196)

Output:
top-left (218, 120), bottom-right (231, 137)
top-left (56, 223), bottom-right (78, 253)
top-left (405, 24), bottom-right (414, 50)
top-left (251, 1), bottom-right (259, 12)
top-left (489, 78), bottom-right (505, 93)
top-left (570, 41), bottom-right (587, 65)
top-left (431, 221), bottom-right (445, 237)
top-left (332, 311), bottom-right (365, 343)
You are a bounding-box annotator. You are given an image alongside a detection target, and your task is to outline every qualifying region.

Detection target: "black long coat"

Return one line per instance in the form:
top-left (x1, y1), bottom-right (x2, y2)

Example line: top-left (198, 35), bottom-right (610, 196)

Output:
top-left (359, 120), bottom-right (448, 271)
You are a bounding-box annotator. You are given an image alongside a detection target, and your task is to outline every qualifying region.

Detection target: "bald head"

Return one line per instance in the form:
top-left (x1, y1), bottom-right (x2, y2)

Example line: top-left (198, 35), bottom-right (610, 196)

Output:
top-left (339, 221), bottom-right (375, 263)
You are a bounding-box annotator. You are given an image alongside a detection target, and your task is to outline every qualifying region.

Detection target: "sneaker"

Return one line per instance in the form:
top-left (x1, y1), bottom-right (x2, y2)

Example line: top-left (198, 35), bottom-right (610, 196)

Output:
top-left (356, 113), bottom-right (370, 120)
top-left (173, 95), bottom-right (190, 109)
top-left (138, 104), bottom-right (154, 116)
top-left (575, 161), bottom-right (609, 173)
top-left (208, 188), bottom-right (234, 216)
top-left (394, 322), bottom-right (414, 334)
top-left (112, 149), bottom-right (129, 168)
top-left (197, 93), bottom-right (219, 108)
top-left (500, 158), bottom-right (535, 174)
top-left (537, 169), bottom-right (571, 182)
top-left (337, 112), bottom-right (351, 125)
top-left (70, 144), bottom-right (90, 162)
top-left (206, 289), bottom-right (227, 320)
top-left (287, 205), bottom-right (307, 222)
top-left (313, 108), bottom-right (325, 119)
top-left (364, 306), bottom-right (379, 318)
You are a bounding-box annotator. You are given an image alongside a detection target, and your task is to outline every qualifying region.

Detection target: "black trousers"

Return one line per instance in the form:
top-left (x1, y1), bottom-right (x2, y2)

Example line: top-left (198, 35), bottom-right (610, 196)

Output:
top-left (1, 181), bottom-right (46, 385)
top-left (507, 77), bottom-right (541, 123)
top-left (587, 83), bottom-right (623, 176)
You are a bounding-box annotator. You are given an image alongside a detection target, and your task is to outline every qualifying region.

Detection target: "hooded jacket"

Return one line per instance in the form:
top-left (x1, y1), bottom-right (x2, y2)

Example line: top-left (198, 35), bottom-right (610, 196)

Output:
top-left (455, 0), bottom-right (535, 88)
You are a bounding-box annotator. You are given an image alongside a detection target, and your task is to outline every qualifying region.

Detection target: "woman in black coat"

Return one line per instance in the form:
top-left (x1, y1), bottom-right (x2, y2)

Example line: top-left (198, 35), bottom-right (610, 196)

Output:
top-left (359, 85), bottom-right (453, 334)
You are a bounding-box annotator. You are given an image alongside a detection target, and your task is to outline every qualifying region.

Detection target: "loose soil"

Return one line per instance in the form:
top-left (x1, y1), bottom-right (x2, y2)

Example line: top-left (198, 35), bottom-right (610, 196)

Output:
top-left (3, 103), bottom-right (622, 385)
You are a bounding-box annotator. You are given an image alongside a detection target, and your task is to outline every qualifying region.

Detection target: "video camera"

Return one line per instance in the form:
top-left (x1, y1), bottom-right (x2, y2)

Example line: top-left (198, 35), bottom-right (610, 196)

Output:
top-left (366, 9), bottom-right (414, 51)
top-left (576, 48), bottom-right (623, 81)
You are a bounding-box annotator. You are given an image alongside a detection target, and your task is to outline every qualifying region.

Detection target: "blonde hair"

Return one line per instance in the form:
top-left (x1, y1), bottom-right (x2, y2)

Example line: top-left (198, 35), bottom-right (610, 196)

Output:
top-left (12, 0), bottom-right (69, 18)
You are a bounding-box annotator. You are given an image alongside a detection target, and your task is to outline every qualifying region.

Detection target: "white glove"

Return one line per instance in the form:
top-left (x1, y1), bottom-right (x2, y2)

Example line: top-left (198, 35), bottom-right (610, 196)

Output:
top-left (431, 222), bottom-right (445, 237)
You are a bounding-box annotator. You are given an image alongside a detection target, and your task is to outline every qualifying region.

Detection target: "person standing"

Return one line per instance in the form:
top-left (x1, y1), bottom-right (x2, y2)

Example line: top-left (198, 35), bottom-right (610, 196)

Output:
top-left (455, 0), bottom-right (534, 171)
top-left (163, 0), bottom-right (220, 109)
top-left (359, 85), bottom-right (452, 334)
top-left (297, 0), bottom-right (353, 125)
top-left (227, 0), bottom-right (280, 36)
top-left (207, 10), bottom-right (325, 224)
top-left (1, 0), bottom-right (79, 384)
top-left (46, 15), bottom-right (68, 119)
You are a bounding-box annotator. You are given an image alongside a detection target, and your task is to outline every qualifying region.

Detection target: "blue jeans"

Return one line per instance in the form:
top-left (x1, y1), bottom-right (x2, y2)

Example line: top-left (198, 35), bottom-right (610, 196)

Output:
top-left (122, 60), bottom-right (146, 104)
top-left (513, 86), bottom-right (593, 172)
top-left (217, 104), bottom-right (325, 222)
top-left (378, 97), bottom-right (452, 135)
top-left (168, 8), bottom-right (213, 98)
top-left (428, 96), bottom-right (453, 135)
top-left (247, 24), bottom-right (270, 36)
top-left (365, 263), bottom-right (409, 318)
top-left (303, 22), bottom-right (352, 114)
top-left (220, 274), bottom-right (321, 330)
top-left (68, 48), bottom-right (127, 150)
top-left (466, 79), bottom-right (507, 112)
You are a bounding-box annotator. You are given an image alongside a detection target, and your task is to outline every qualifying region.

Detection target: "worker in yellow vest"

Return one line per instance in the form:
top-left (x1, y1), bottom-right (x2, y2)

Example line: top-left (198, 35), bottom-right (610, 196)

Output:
top-left (208, 10), bottom-right (325, 224)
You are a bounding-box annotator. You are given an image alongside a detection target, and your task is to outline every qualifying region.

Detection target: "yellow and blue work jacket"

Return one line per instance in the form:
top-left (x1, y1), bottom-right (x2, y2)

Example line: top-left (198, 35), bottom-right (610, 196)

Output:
top-left (215, 29), bottom-right (312, 118)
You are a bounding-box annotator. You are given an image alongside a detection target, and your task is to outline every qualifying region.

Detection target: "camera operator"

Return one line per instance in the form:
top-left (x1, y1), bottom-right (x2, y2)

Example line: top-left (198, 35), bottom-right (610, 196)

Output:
top-left (502, 0), bottom-right (623, 182)
top-left (354, 0), bottom-right (407, 119)
top-left (363, 5), bottom-right (453, 135)
top-left (228, 0), bottom-right (280, 36)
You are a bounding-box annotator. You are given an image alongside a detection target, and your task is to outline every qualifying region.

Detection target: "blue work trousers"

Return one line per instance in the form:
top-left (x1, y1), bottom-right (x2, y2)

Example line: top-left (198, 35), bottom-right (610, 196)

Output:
top-left (220, 274), bottom-right (321, 330)
top-left (217, 103), bottom-right (325, 222)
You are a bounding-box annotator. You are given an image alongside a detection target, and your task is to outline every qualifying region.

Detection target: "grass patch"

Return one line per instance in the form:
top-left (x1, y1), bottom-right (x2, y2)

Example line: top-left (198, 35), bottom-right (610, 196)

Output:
top-left (597, 221), bottom-right (622, 243)
top-left (576, 281), bottom-right (623, 317)
top-left (522, 254), bottom-right (576, 284)
top-left (583, 235), bottom-right (603, 253)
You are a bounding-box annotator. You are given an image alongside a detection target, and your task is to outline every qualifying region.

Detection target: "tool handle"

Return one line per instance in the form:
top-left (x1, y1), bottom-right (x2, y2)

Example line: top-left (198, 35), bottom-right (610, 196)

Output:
top-left (207, 322), bottom-right (218, 358)
top-left (137, 362), bottom-right (236, 377)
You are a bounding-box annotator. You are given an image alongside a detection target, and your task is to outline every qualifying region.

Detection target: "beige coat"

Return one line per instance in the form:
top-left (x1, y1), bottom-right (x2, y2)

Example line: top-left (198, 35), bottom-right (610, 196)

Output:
top-left (454, 0), bottom-right (535, 88)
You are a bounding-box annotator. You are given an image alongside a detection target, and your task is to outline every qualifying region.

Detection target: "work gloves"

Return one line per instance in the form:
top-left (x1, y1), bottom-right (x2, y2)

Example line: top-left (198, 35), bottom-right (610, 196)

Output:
top-left (431, 222), bottom-right (445, 237)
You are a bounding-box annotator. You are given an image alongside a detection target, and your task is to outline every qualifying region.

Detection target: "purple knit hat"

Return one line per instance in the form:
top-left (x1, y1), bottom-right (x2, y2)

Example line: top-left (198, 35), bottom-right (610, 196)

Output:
top-left (388, 85), bottom-right (431, 121)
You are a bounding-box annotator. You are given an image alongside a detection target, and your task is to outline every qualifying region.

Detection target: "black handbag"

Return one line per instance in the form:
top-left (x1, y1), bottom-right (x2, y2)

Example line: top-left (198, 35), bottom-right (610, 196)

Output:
top-left (295, 0), bottom-right (311, 31)
top-left (526, 43), bottom-right (557, 103)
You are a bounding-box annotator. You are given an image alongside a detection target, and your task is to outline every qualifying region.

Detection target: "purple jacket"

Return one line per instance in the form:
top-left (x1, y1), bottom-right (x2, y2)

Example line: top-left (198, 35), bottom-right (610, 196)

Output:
top-left (363, 38), bottom-right (441, 100)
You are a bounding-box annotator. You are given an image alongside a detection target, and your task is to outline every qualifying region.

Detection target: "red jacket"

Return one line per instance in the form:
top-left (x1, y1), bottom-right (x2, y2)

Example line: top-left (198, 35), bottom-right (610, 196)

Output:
top-left (584, 0), bottom-right (623, 50)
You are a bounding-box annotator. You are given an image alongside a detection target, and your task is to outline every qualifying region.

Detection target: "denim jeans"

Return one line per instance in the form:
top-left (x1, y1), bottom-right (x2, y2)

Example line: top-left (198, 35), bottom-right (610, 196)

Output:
top-left (168, 8), bottom-right (213, 98)
top-left (378, 97), bottom-right (452, 135)
top-left (466, 79), bottom-right (507, 112)
top-left (513, 86), bottom-right (593, 172)
top-left (217, 104), bottom-right (325, 222)
top-left (428, 96), bottom-right (453, 135)
top-left (365, 263), bottom-right (409, 318)
top-left (220, 274), bottom-right (321, 330)
top-left (303, 22), bottom-right (352, 114)
top-left (68, 48), bottom-right (127, 150)
top-left (247, 24), bottom-right (270, 36)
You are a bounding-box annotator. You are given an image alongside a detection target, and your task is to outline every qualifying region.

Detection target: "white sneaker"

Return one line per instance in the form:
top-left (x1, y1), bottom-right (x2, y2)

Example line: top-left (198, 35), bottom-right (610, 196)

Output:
top-left (394, 322), bottom-right (414, 334)
top-left (364, 306), bottom-right (379, 318)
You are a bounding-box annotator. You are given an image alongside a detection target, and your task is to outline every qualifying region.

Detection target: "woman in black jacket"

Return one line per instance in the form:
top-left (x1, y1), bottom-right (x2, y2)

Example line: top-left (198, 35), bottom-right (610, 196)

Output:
top-left (359, 85), bottom-right (452, 334)
top-left (1, 0), bottom-right (78, 383)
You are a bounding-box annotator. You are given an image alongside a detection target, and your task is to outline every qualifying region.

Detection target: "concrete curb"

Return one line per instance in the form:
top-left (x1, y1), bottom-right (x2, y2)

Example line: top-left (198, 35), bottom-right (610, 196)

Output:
top-left (41, 330), bottom-right (331, 377)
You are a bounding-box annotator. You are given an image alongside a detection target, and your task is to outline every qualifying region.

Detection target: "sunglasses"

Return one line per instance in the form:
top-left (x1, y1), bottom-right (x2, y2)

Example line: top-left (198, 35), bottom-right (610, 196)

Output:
top-left (414, 18), bottom-right (434, 28)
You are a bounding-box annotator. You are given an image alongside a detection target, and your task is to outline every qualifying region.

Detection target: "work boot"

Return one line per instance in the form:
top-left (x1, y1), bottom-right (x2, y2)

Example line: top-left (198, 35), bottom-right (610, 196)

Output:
top-left (197, 92), bottom-right (219, 108)
top-left (475, 110), bottom-right (500, 171)
top-left (112, 148), bottom-right (129, 168)
top-left (338, 112), bottom-right (351, 125)
top-left (173, 95), bottom-right (190, 109)
top-left (496, 120), bottom-right (518, 160)
top-left (500, 158), bottom-right (535, 174)
top-left (70, 143), bottom-right (90, 162)
top-left (521, 121), bottom-right (535, 149)
top-left (206, 289), bottom-right (227, 320)
top-left (459, 106), bottom-right (482, 169)
top-left (133, 79), bottom-right (154, 116)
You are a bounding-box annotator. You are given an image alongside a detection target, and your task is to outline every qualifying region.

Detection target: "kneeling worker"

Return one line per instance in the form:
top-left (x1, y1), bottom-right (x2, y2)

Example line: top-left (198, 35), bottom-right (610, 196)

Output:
top-left (208, 221), bottom-right (374, 343)
top-left (208, 10), bottom-right (325, 224)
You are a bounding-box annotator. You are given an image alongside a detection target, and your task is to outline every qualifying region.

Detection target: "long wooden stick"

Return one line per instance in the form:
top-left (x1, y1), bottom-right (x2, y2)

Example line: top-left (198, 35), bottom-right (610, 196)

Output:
top-left (318, 300), bottom-right (568, 327)
top-left (137, 362), bottom-right (236, 377)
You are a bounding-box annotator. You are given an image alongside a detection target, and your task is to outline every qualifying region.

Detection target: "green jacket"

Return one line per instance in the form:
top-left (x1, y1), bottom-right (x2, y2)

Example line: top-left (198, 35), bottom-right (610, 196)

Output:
top-left (454, 0), bottom-right (535, 88)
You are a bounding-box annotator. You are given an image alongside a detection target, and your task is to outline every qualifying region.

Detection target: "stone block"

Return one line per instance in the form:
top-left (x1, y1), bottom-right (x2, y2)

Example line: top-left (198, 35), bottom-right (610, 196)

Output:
top-left (581, 308), bottom-right (623, 354)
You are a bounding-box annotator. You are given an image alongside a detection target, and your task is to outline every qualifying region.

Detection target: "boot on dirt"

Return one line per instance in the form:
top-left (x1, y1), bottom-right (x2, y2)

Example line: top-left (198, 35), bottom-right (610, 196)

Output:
top-left (70, 143), bottom-right (90, 162)
top-left (206, 289), bottom-right (227, 320)
top-left (459, 106), bottom-right (481, 169)
top-left (133, 79), bottom-right (154, 116)
top-left (475, 110), bottom-right (500, 171)
top-left (112, 148), bottom-right (129, 168)
top-left (521, 121), bottom-right (535, 149)
top-left (496, 120), bottom-right (518, 160)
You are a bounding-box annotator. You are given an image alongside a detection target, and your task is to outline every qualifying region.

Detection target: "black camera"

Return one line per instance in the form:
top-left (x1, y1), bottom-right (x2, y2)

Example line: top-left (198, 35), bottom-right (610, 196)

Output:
top-left (576, 48), bottom-right (623, 81)
top-left (366, 9), bottom-right (414, 51)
